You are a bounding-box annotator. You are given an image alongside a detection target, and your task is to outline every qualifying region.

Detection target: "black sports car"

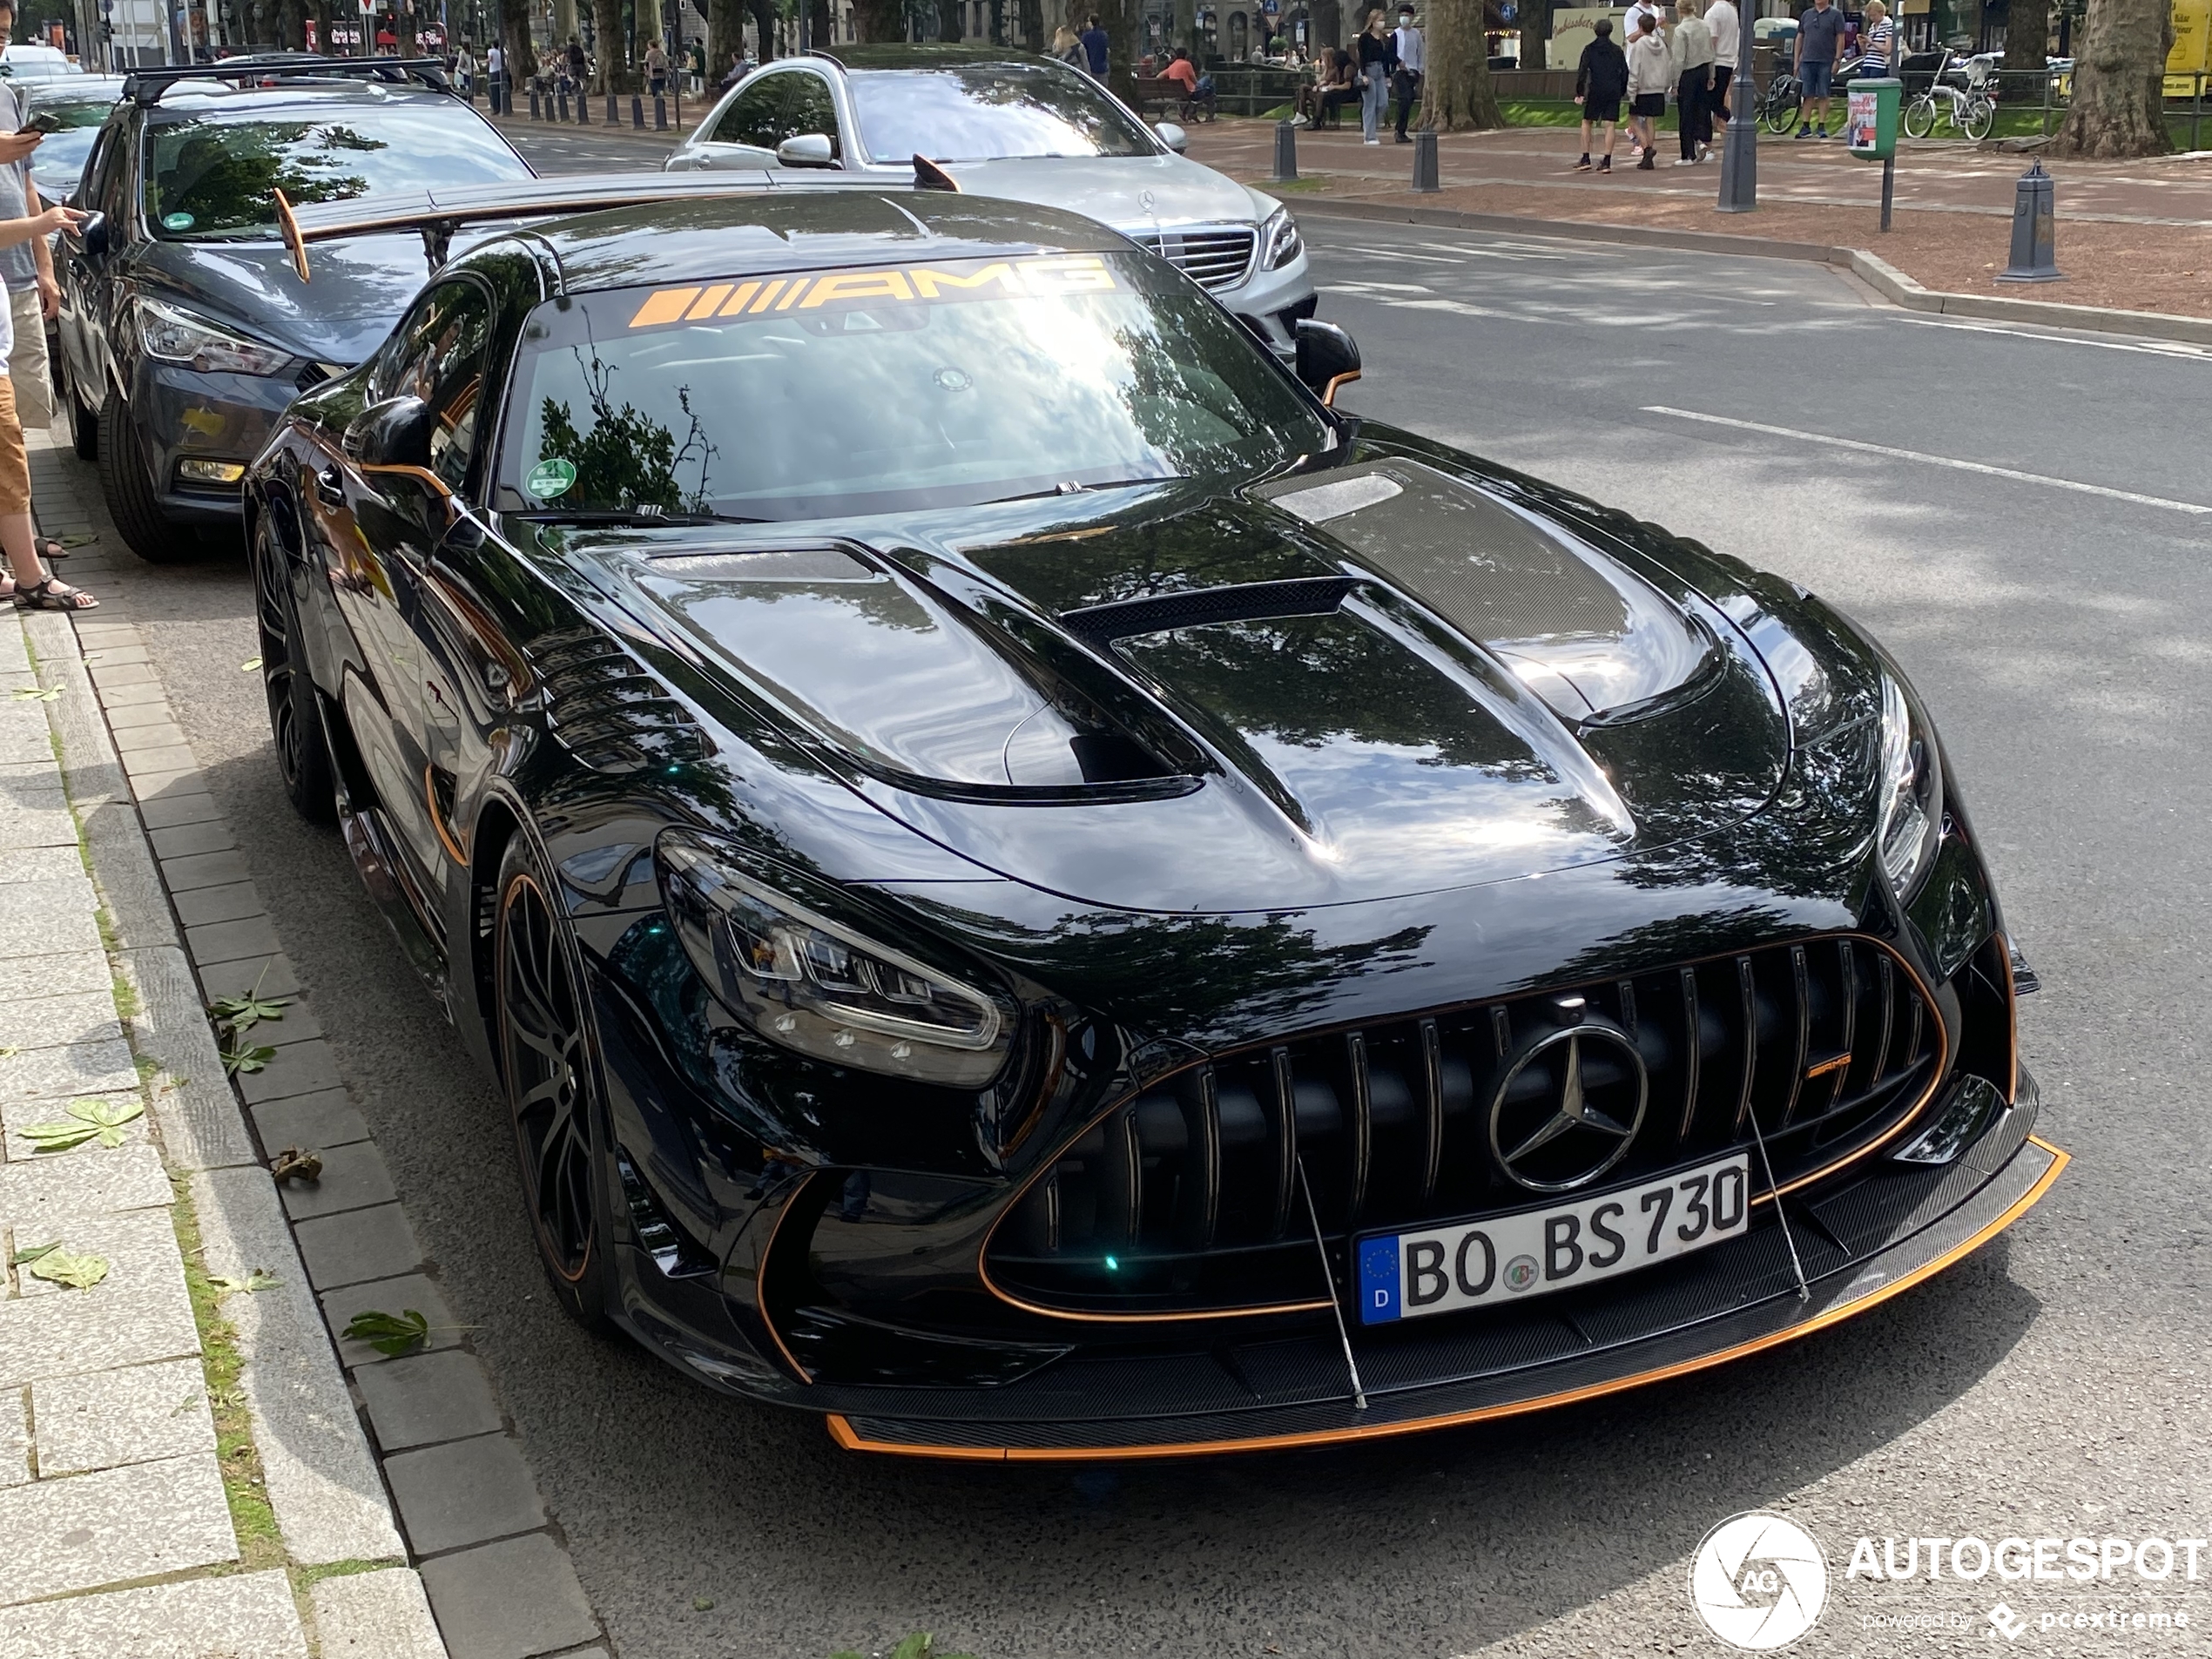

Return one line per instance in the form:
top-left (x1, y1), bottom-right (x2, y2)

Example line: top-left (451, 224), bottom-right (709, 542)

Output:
top-left (247, 179), bottom-right (2062, 1459)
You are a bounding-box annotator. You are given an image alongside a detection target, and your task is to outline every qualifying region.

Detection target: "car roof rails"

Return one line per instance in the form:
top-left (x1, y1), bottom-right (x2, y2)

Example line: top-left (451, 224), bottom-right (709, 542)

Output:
top-left (122, 57), bottom-right (453, 105)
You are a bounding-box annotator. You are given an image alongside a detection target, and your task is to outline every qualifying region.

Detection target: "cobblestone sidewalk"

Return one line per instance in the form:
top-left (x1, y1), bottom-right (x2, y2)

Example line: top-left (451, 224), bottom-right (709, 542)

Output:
top-left (0, 442), bottom-right (446, 1655)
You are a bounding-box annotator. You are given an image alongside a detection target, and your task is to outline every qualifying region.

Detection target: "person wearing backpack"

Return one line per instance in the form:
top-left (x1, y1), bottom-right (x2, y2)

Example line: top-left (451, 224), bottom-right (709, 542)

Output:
top-left (1572, 17), bottom-right (1629, 172)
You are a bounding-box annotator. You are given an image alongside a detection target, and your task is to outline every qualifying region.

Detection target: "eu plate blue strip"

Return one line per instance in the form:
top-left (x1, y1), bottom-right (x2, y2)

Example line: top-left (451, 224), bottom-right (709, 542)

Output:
top-left (1358, 1234), bottom-right (1400, 1324)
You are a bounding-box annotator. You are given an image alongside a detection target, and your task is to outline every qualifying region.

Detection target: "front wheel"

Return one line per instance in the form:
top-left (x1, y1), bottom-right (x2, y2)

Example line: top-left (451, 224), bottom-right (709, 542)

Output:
top-left (1961, 98), bottom-right (1995, 141)
top-left (1902, 96), bottom-right (1936, 139)
top-left (252, 514), bottom-right (336, 826)
top-left (1762, 90), bottom-right (1799, 134)
top-left (97, 390), bottom-right (187, 563)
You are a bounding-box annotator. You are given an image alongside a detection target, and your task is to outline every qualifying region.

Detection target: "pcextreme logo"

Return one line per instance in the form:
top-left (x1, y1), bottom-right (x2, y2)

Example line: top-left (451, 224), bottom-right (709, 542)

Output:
top-left (1689, 1512), bottom-right (1830, 1650)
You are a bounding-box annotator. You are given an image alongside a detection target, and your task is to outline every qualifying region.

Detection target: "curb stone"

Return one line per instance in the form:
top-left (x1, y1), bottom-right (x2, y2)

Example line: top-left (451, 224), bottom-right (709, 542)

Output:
top-left (1264, 189), bottom-right (2212, 346)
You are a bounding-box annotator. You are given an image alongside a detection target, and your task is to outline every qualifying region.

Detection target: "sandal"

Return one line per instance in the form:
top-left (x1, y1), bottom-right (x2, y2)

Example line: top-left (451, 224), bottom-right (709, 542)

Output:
top-left (34, 537), bottom-right (67, 563)
top-left (14, 577), bottom-right (98, 610)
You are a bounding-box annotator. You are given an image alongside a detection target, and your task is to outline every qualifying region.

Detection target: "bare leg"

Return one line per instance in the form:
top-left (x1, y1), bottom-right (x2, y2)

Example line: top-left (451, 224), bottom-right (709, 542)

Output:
top-left (1, 510), bottom-right (47, 586)
top-left (1602, 118), bottom-right (1617, 157)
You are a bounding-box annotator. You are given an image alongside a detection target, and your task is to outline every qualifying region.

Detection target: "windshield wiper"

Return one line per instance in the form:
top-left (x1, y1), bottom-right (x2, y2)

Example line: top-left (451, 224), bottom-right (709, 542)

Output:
top-left (979, 475), bottom-right (1182, 506)
top-left (515, 508), bottom-right (767, 527)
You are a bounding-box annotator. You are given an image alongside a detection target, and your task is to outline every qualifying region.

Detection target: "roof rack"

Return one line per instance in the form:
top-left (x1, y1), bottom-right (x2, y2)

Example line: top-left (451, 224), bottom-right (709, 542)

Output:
top-left (123, 57), bottom-right (452, 105)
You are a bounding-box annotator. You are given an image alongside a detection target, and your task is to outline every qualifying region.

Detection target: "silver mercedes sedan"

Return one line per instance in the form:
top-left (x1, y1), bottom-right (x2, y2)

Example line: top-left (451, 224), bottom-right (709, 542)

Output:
top-left (664, 44), bottom-right (1316, 357)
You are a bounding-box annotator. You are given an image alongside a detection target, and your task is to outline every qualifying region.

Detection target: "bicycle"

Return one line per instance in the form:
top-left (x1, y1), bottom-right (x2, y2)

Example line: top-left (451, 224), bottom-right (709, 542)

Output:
top-left (1902, 50), bottom-right (1995, 141)
top-left (1759, 68), bottom-right (1801, 134)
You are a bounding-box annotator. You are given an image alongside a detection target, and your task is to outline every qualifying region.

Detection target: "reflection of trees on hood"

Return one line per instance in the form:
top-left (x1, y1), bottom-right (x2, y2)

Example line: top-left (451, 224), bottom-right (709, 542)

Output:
top-left (536, 352), bottom-right (718, 512)
top-left (154, 121), bottom-right (383, 231)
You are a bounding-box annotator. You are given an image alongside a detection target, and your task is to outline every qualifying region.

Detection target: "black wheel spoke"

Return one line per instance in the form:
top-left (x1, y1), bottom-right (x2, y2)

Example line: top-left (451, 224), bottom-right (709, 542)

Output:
top-left (500, 872), bottom-right (597, 1284)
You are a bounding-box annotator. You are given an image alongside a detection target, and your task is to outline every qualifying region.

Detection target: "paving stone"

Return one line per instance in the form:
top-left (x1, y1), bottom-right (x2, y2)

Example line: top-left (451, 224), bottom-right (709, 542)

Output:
top-left (196, 953), bottom-right (303, 1002)
top-left (85, 660), bottom-right (158, 688)
top-left (0, 1391), bottom-right (25, 1487)
top-left (185, 913), bottom-right (283, 967)
top-left (251, 998), bottom-right (325, 1047)
top-left (0, 799), bottom-right (76, 849)
top-left (117, 944), bottom-right (260, 1176)
top-left (417, 1533), bottom-right (598, 1659)
top-left (130, 769), bottom-right (203, 806)
top-left (320, 1273), bottom-right (465, 1368)
top-left (293, 1203), bottom-right (424, 1289)
top-left (6, 1210), bottom-right (180, 1304)
top-left (172, 880), bottom-right (266, 928)
top-left (157, 846), bottom-right (250, 892)
top-left (91, 679), bottom-right (167, 708)
top-left (0, 989), bottom-right (122, 1053)
top-left (0, 949), bottom-right (108, 1004)
top-left (0, 885), bottom-right (102, 960)
top-left (277, 1139), bottom-right (398, 1221)
top-left (191, 1167), bottom-right (406, 1566)
top-left (0, 1565), bottom-right (307, 1659)
top-left (0, 1038), bottom-right (140, 1108)
top-left (238, 1038), bottom-right (344, 1104)
top-left (80, 645), bottom-right (151, 669)
top-left (311, 1567), bottom-right (448, 1659)
top-left (0, 1453), bottom-right (236, 1606)
top-left (107, 720), bottom-right (184, 754)
top-left (384, 1432), bottom-right (544, 1555)
top-left (138, 792), bottom-right (224, 833)
top-left (0, 847), bottom-right (78, 888)
top-left (32, 1357), bottom-right (214, 1476)
top-left (101, 700), bottom-right (175, 732)
top-left (354, 1350), bottom-right (503, 1453)
top-left (251, 1087), bottom-right (368, 1154)
top-left (0, 1140), bottom-right (172, 1222)
top-left (0, 1284), bottom-right (199, 1392)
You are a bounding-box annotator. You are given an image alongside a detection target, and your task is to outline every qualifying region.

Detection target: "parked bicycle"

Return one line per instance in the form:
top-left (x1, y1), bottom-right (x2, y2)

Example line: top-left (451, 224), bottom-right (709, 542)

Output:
top-left (1759, 68), bottom-right (1802, 133)
top-left (1902, 50), bottom-right (1995, 140)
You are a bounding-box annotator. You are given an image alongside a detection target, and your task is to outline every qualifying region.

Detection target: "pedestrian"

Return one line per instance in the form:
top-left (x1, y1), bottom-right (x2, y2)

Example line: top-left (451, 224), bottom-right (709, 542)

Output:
top-left (1356, 8), bottom-right (1397, 145)
top-left (1050, 22), bottom-right (1082, 64)
top-left (1793, 0), bottom-right (1846, 138)
top-left (1859, 0), bottom-right (1895, 75)
top-left (454, 42), bottom-right (475, 93)
top-left (718, 49), bottom-right (749, 91)
top-left (1705, 0), bottom-right (1738, 125)
top-left (0, 193), bottom-right (95, 611)
top-left (1080, 13), bottom-right (1109, 78)
top-left (565, 35), bottom-right (588, 94)
top-left (644, 37), bottom-right (668, 100)
top-left (1626, 12), bottom-right (1670, 169)
top-left (486, 39), bottom-right (506, 113)
top-left (1669, 0), bottom-right (1714, 163)
top-left (1390, 3), bottom-right (1424, 144)
top-left (0, 18), bottom-right (61, 477)
top-left (688, 37), bottom-right (705, 93)
top-left (1571, 17), bottom-right (1628, 172)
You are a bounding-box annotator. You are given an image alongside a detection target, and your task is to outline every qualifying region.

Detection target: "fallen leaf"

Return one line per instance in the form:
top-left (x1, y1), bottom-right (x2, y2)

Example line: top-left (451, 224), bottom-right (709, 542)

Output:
top-left (343, 1307), bottom-right (431, 1357)
top-left (240, 658), bottom-right (263, 672)
top-left (28, 1251), bottom-right (109, 1290)
top-left (269, 1147), bottom-right (322, 1184)
top-left (209, 989), bottom-right (288, 1033)
top-left (208, 1269), bottom-right (279, 1296)
top-left (220, 1043), bottom-right (276, 1076)
top-left (10, 685), bottom-right (59, 702)
top-left (691, 1597), bottom-right (716, 1612)
top-left (21, 1098), bottom-right (143, 1152)
top-left (8, 1241), bottom-right (59, 1266)
top-left (0, 1046), bottom-right (17, 1058)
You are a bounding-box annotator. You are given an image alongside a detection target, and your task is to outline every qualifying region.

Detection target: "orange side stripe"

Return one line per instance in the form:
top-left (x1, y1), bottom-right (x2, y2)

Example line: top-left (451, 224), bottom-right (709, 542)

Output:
top-left (826, 1137), bottom-right (2068, 1463)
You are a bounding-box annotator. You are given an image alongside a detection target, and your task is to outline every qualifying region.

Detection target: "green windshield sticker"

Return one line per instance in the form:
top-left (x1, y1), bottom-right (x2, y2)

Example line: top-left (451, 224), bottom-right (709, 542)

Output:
top-left (526, 457), bottom-right (578, 499)
top-left (162, 211), bottom-right (194, 231)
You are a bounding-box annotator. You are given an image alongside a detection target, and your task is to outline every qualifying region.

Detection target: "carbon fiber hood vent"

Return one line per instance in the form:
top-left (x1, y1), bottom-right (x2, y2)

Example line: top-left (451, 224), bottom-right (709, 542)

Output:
top-left (527, 627), bottom-right (711, 774)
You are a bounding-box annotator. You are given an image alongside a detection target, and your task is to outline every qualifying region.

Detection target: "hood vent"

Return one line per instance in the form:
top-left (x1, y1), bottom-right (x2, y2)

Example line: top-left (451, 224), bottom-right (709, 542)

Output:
top-left (528, 628), bottom-right (710, 775)
top-left (1060, 577), bottom-right (1355, 648)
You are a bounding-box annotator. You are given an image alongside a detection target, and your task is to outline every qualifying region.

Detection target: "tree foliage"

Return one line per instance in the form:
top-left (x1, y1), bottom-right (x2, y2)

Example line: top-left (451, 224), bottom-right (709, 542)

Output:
top-left (2053, 0), bottom-right (2173, 157)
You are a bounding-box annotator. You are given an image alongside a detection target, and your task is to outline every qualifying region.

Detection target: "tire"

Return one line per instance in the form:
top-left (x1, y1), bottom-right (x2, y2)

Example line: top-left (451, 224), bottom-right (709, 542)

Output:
top-left (1962, 98), bottom-right (1994, 141)
top-left (251, 513), bottom-right (336, 826)
top-left (97, 389), bottom-right (188, 563)
top-left (1902, 96), bottom-right (1935, 139)
top-left (1762, 91), bottom-right (1799, 135)
top-left (63, 354), bottom-right (96, 462)
top-left (494, 833), bottom-right (618, 1332)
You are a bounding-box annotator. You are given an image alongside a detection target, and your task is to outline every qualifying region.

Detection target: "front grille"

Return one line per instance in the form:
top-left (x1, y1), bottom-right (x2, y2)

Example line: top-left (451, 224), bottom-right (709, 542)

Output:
top-left (987, 935), bottom-right (1945, 1317)
top-left (1131, 226), bottom-right (1257, 292)
top-left (527, 628), bottom-right (711, 775)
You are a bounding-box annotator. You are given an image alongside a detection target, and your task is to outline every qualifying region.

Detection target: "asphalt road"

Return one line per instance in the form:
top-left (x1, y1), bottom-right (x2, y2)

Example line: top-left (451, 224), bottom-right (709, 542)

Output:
top-left (91, 148), bottom-right (2212, 1658)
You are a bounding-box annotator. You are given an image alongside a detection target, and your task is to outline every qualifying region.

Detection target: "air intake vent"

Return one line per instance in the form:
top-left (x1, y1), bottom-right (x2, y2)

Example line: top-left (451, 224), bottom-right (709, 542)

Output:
top-left (527, 628), bottom-right (710, 775)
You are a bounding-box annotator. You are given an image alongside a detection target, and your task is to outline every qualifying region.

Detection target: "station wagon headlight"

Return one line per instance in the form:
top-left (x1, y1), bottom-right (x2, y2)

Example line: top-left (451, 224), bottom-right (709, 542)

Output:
top-left (134, 295), bottom-right (293, 376)
top-left (1259, 205), bottom-right (1302, 270)
top-left (1877, 675), bottom-right (1944, 897)
top-left (658, 829), bottom-right (1014, 1087)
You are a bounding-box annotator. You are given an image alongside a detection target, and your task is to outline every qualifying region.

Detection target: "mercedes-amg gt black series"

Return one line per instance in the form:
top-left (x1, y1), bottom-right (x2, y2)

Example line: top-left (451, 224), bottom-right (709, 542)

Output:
top-left (247, 176), bottom-right (2062, 1459)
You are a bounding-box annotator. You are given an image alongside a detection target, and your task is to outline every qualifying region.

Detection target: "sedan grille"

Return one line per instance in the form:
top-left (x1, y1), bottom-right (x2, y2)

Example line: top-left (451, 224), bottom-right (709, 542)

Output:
top-left (1130, 226), bottom-right (1257, 292)
top-left (987, 935), bottom-right (1944, 1317)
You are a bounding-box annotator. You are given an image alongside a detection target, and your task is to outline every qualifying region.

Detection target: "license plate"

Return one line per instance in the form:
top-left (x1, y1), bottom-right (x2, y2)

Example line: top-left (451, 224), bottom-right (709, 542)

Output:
top-left (1357, 1152), bottom-right (1752, 1324)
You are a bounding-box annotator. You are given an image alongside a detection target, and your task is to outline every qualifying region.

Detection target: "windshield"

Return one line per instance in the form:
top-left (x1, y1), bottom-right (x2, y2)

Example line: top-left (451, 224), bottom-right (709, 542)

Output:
top-left (24, 98), bottom-right (109, 194)
top-left (496, 252), bottom-right (1329, 522)
top-left (846, 65), bottom-right (1156, 163)
top-left (145, 105), bottom-right (530, 239)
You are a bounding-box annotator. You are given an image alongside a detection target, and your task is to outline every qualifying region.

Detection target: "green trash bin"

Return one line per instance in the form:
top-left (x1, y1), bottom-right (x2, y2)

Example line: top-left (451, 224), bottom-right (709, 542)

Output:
top-left (1845, 76), bottom-right (1900, 159)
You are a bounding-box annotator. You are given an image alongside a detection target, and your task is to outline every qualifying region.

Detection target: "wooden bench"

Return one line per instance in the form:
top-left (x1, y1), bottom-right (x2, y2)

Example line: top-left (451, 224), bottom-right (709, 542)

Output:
top-left (1131, 73), bottom-right (1217, 122)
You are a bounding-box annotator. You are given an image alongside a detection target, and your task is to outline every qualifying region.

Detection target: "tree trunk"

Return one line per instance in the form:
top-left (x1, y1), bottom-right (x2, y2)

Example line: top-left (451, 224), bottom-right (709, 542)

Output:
top-left (311, 0), bottom-right (333, 53)
top-left (591, 0), bottom-right (621, 89)
top-left (1519, 0), bottom-right (1554, 69)
top-left (2053, 0), bottom-right (2172, 155)
top-left (2003, 0), bottom-right (2050, 70)
top-left (274, 0), bottom-right (302, 48)
top-left (500, 0), bottom-right (536, 84)
top-left (1312, 0), bottom-right (1339, 47)
top-left (1421, 0), bottom-right (1501, 126)
top-left (1097, 0), bottom-right (1139, 95)
top-left (706, 0), bottom-right (740, 72)
top-left (935, 0), bottom-right (961, 38)
top-left (810, 0), bottom-right (833, 46)
top-left (853, 0), bottom-right (902, 38)
top-left (397, 0), bottom-right (416, 53)
top-left (1019, 0), bottom-right (1041, 49)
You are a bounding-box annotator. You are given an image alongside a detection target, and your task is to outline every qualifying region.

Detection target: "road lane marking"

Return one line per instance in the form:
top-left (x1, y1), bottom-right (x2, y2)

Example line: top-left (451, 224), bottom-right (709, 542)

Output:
top-left (1644, 407), bottom-right (2212, 516)
top-left (1891, 313), bottom-right (2212, 359)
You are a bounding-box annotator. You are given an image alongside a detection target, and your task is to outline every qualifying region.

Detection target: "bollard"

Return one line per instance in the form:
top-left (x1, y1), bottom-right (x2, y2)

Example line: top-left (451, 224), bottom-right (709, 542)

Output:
top-left (632, 93), bottom-right (644, 128)
top-left (607, 92), bottom-right (619, 124)
top-left (529, 83), bottom-right (542, 120)
top-left (556, 84), bottom-right (569, 122)
top-left (654, 92), bottom-right (667, 129)
top-left (1412, 127), bottom-right (1439, 192)
top-left (1271, 118), bottom-right (1297, 183)
top-left (1996, 159), bottom-right (2062, 282)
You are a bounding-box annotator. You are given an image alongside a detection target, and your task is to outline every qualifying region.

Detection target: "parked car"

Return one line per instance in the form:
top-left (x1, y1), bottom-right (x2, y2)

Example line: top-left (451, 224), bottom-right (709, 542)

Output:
top-left (664, 44), bottom-right (1316, 357)
top-left (245, 172), bottom-right (2060, 1459)
top-left (0, 43), bottom-right (84, 80)
top-left (17, 73), bottom-right (125, 206)
top-left (52, 59), bottom-right (535, 561)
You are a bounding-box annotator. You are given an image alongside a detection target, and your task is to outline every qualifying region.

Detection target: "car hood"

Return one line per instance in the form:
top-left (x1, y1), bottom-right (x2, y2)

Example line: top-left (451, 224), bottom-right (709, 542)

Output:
top-left (596, 444), bottom-right (1792, 914)
top-left (132, 231), bottom-right (447, 367)
top-left (913, 152), bottom-right (1261, 233)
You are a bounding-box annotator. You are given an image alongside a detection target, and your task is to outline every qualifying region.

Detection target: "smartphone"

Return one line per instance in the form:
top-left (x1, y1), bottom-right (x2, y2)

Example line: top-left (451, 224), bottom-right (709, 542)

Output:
top-left (18, 111), bottom-right (61, 135)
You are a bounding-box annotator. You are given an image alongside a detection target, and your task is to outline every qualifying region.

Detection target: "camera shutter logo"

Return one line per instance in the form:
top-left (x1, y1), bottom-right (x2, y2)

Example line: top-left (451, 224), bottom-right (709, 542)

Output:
top-left (1688, 1512), bottom-right (1828, 1650)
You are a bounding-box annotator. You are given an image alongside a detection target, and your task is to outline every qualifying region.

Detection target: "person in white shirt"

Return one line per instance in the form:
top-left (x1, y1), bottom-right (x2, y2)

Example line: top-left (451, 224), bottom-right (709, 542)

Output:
top-left (1704, 0), bottom-right (1740, 124)
top-left (486, 41), bottom-right (507, 114)
top-left (1391, 3), bottom-right (1424, 145)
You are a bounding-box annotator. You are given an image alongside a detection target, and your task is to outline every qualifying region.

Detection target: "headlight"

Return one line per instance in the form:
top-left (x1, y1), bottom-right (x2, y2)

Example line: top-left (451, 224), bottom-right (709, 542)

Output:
top-left (657, 829), bottom-right (1014, 1088)
top-left (1877, 675), bottom-right (1944, 896)
top-left (134, 295), bottom-right (293, 376)
top-left (1259, 205), bottom-right (1302, 271)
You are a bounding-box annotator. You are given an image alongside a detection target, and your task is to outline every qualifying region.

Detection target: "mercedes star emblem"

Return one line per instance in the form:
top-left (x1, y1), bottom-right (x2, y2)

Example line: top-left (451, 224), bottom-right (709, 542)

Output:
top-left (1140, 188), bottom-right (1156, 213)
top-left (1487, 1021), bottom-right (1649, 1192)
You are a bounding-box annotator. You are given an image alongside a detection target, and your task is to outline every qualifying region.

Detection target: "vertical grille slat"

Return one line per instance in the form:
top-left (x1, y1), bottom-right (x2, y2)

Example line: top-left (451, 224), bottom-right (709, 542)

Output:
top-left (991, 934), bottom-right (1951, 1316)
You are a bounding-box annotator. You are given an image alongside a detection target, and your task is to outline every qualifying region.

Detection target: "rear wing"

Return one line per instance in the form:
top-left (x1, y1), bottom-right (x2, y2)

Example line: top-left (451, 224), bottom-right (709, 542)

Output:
top-left (124, 57), bottom-right (453, 104)
top-left (273, 162), bottom-right (956, 282)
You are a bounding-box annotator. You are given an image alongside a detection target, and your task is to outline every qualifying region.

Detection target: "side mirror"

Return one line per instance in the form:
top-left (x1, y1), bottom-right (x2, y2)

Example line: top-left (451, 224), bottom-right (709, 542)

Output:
top-left (343, 395), bottom-right (436, 475)
top-left (1154, 120), bottom-right (1189, 153)
top-left (774, 132), bottom-right (839, 169)
top-left (75, 209), bottom-right (106, 260)
top-left (1293, 318), bottom-right (1361, 407)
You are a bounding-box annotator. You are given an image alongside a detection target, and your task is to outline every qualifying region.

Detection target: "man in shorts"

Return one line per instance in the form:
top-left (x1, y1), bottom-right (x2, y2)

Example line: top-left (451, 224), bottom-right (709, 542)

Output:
top-left (1794, 0), bottom-right (1847, 139)
top-left (1572, 18), bottom-right (1629, 172)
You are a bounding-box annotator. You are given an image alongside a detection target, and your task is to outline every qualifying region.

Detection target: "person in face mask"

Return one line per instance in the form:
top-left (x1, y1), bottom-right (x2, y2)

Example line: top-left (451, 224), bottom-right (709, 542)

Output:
top-left (1391, 3), bottom-right (1425, 145)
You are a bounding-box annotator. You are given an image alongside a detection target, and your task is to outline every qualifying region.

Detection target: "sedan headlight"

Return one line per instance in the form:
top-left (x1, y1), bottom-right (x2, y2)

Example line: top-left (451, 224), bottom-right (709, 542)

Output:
top-left (1877, 675), bottom-right (1944, 896)
top-left (1258, 205), bottom-right (1302, 271)
top-left (658, 830), bottom-right (1014, 1088)
top-left (134, 295), bottom-right (293, 376)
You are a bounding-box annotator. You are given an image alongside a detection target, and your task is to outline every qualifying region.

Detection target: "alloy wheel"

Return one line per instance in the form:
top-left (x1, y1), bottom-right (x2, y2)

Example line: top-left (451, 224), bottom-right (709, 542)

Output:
top-left (497, 871), bottom-right (597, 1283)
